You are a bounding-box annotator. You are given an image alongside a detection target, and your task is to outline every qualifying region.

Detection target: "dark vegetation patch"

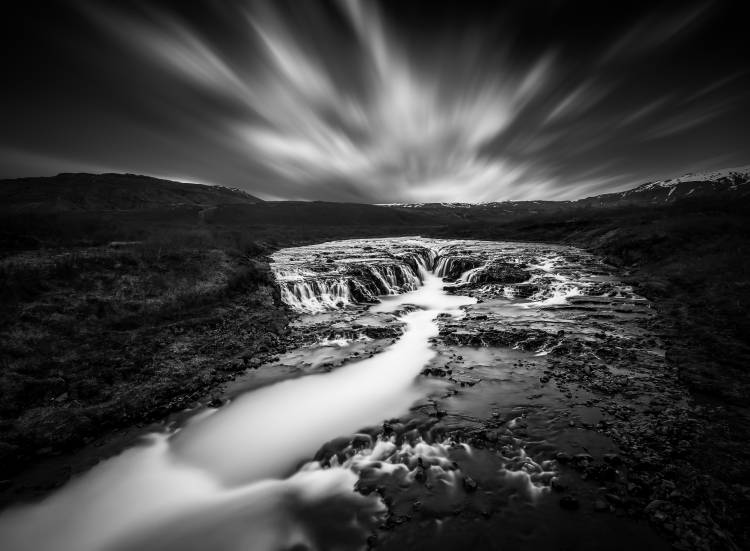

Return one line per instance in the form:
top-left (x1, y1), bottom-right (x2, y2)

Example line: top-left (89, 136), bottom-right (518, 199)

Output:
top-left (0, 232), bottom-right (290, 480)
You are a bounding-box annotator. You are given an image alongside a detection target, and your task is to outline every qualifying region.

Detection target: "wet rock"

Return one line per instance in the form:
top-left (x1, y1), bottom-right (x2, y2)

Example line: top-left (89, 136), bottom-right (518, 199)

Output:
top-left (555, 451), bottom-right (572, 463)
top-left (414, 466), bottom-right (426, 483)
top-left (572, 453), bottom-right (593, 468)
top-left (463, 475), bottom-right (478, 492)
top-left (644, 499), bottom-right (669, 514)
top-left (206, 397), bottom-right (223, 408)
top-left (605, 493), bottom-right (624, 507)
top-left (626, 482), bottom-right (647, 497)
top-left (603, 453), bottom-right (622, 466)
top-left (588, 464), bottom-right (618, 482)
top-left (512, 283), bottom-right (539, 298)
top-left (469, 261), bottom-right (529, 285)
top-left (351, 433), bottom-right (373, 450)
top-left (550, 477), bottom-right (568, 492)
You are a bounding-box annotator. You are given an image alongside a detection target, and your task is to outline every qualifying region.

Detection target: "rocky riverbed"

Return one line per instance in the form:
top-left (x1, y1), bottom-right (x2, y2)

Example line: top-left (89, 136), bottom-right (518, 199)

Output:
top-left (0, 237), bottom-right (743, 551)
top-left (266, 238), bottom-right (741, 550)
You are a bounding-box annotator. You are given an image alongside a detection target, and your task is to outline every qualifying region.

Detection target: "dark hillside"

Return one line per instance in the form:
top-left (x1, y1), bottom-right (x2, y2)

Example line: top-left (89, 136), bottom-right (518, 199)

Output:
top-left (206, 201), bottom-right (438, 226)
top-left (0, 173), bottom-right (262, 212)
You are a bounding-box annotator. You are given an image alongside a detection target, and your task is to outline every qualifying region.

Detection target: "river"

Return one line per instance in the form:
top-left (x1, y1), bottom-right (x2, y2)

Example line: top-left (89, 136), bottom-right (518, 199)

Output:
top-left (0, 237), bottom-right (675, 550)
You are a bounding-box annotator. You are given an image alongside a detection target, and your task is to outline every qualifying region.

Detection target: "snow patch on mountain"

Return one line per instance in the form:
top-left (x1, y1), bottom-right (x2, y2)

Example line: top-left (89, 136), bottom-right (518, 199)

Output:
top-left (625, 165), bottom-right (750, 195)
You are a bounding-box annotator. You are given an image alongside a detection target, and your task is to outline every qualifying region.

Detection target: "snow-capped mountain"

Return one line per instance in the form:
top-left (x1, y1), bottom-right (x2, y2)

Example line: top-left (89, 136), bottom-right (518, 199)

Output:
top-left (579, 165), bottom-right (750, 207)
top-left (380, 165), bottom-right (750, 212)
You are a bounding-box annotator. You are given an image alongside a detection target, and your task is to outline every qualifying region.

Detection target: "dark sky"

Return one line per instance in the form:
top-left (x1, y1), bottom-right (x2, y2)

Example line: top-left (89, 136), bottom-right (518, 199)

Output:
top-left (1, 0), bottom-right (748, 202)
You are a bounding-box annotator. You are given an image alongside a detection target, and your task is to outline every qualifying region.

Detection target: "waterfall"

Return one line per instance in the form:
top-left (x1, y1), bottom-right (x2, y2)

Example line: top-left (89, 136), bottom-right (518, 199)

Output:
top-left (271, 239), bottom-right (439, 313)
top-left (271, 240), bottom-right (513, 313)
top-left (455, 265), bottom-right (486, 284)
top-left (272, 239), bottom-right (566, 313)
top-left (277, 278), bottom-right (353, 312)
top-left (432, 254), bottom-right (484, 281)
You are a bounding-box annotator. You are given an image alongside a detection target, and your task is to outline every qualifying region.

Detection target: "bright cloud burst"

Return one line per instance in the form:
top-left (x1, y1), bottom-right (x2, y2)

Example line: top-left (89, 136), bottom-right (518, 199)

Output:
top-left (88, 0), bottom-right (564, 202)
top-left (238, 0), bottom-right (563, 202)
top-left (63, 0), bottom-right (741, 202)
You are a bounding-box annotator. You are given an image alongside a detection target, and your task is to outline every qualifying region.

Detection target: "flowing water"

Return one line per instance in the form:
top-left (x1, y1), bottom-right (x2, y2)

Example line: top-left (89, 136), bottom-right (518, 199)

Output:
top-left (0, 237), bottom-right (671, 551)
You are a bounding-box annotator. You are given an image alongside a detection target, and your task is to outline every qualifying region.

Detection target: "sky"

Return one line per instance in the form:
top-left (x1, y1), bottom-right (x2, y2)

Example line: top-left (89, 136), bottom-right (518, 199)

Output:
top-left (1, 0), bottom-right (748, 203)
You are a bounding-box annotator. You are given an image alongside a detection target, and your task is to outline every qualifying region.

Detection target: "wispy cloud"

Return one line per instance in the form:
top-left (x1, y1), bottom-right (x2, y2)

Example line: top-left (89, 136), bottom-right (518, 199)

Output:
top-left (68, 0), bottom-right (737, 202)
top-left (544, 80), bottom-right (614, 125)
top-left (599, 3), bottom-right (710, 63)
top-left (83, 0), bottom-right (564, 202)
top-left (643, 102), bottom-right (730, 140)
top-left (616, 96), bottom-right (672, 127)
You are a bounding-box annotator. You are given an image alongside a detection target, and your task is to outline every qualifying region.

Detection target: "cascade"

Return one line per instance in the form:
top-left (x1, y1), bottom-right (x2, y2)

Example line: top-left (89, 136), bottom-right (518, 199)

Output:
top-left (271, 240), bottom-right (440, 313)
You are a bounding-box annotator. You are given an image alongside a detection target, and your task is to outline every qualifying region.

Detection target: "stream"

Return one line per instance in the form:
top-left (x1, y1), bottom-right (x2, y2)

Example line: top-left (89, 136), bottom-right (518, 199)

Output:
top-left (0, 237), bottom-right (678, 550)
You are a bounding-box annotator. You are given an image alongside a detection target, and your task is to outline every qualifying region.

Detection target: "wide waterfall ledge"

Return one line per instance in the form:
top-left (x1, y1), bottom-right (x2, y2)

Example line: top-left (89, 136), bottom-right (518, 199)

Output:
top-left (270, 237), bottom-right (636, 313)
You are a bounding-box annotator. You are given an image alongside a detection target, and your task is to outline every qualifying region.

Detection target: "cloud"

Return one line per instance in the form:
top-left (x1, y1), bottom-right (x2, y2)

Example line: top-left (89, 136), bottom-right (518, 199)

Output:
top-left (681, 70), bottom-right (746, 104)
top-left (599, 3), bottom-right (710, 63)
top-left (63, 0), bottom-right (744, 203)
top-left (83, 0), bottom-right (564, 202)
top-left (643, 102), bottom-right (729, 140)
top-left (616, 96), bottom-right (672, 127)
top-left (544, 80), bottom-right (613, 124)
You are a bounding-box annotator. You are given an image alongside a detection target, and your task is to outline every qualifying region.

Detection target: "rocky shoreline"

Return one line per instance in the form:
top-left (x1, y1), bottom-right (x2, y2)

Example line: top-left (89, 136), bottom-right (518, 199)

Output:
top-left (265, 239), bottom-right (746, 550)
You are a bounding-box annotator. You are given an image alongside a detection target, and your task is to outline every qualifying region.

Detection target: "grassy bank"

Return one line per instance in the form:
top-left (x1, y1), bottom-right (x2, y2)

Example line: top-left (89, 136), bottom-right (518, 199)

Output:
top-left (0, 233), bottom-right (290, 477)
top-left (0, 211), bottom-right (440, 489)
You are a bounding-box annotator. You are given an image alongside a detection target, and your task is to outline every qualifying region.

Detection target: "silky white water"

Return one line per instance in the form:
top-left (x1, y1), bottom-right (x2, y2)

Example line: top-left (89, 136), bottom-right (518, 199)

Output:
top-left (0, 269), bottom-right (474, 551)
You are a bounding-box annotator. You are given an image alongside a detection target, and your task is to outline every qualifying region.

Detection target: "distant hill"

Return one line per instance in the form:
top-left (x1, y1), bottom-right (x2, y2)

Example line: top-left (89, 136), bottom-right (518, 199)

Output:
top-left (376, 200), bottom-right (570, 222)
top-left (378, 165), bottom-right (750, 220)
top-left (0, 173), bottom-right (263, 212)
top-left (576, 165), bottom-right (750, 207)
top-left (204, 201), bottom-right (437, 226)
top-left (3, 166), bottom-right (748, 225)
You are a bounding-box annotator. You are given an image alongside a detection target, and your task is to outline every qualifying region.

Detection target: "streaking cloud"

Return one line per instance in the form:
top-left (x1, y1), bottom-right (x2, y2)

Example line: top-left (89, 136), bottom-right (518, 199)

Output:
top-left (239, 0), bottom-right (559, 202)
top-left (86, 0), bottom-right (560, 202)
top-left (14, 0), bottom-right (742, 202)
